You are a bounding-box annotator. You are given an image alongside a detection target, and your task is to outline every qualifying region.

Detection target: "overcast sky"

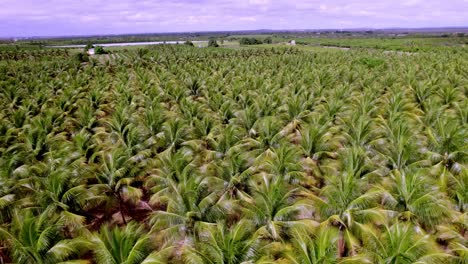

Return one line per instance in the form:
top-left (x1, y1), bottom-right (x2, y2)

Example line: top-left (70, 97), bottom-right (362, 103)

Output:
top-left (1, 0), bottom-right (467, 37)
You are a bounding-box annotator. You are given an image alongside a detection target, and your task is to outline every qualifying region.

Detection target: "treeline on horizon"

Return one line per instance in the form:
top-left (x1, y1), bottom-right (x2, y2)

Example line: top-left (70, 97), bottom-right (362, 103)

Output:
top-left (2, 28), bottom-right (467, 46)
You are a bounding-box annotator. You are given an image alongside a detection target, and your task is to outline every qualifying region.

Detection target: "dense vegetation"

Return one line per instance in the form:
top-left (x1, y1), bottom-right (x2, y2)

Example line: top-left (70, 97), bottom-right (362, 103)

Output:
top-left (208, 39), bottom-right (220, 48)
top-left (289, 36), bottom-right (468, 52)
top-left (0, 44), bottom-right (467, 263)
top-left (239, 37), bottom-right (272, 45)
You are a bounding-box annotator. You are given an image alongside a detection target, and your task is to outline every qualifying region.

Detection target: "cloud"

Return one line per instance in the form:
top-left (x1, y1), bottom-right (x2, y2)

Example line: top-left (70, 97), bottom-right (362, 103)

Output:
top-left (0, 0), bottom-right (467, 37)
top-left (249, 0), bottom-right (271, 5)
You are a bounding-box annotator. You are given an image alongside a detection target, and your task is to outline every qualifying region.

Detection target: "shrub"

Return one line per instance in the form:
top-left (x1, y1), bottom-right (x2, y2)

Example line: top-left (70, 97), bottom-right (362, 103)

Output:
top-left (84, 43), bottom-right (94, 52)
top-left (74, 52), bottom-right (89, 63)
top-left (239, 37), bottom-right (263, 45)
top-left (94, 46), bottom-right (107, 55)
top-left (208, 39), bottom-right (219, 48)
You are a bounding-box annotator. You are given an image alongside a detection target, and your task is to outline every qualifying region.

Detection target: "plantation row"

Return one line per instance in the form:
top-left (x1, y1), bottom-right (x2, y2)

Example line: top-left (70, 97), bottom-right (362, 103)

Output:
top-left (0, 48), bottom-right (71, 61)
top-left (0, 45), bottom-right (467, 263)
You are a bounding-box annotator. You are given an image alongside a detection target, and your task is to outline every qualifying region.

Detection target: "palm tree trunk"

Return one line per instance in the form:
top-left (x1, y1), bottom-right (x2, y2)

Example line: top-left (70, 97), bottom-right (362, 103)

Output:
top-left (117, 192), bottom-right (127, 225)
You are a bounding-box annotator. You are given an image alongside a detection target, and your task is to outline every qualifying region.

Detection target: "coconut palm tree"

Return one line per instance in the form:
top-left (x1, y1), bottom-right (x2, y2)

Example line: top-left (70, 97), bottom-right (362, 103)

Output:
top-left (435, 213), bottom-right (467, 263)
top-left (377, 169), bottom-right (453, 230)
top-left (242, 176), bottom-right (316, 242)
top-left (234, 116), bottom-right (286, 161)
top-left (0, 210), bottom-right (91, 264)
top-left (202, 152), bottom-right (254, 201)
top-left (90, 222), bottom-right (164, 264)
top-left (284, 224), bottom-right (341, 264)
top-left (298, 117), bottom-right (339, 161)
top-left (208, 124), bottom-right (242, 156)
top-left (310, 148), bottom-right (387, 257)
top-left (341, 114), bottom-right (378, 149)
top-left (425, 117), bottom-right (467, 207)
top-left (187, 220), bottom-right (258, 264)
top-left (36, 167), bottom-right (90, 230)
top-left (297, 117), bottom-right (342, 187)
top-left (262, 144), bottom-right (305, 184)
top-left (375, 118), bottom-right (425, 171)
top-left (364, 222), bottom-right (454, 264)
top-left (149, 152), bottom-right (230, 243)
top-left (157, 119), bottom-right (190, 152)
top-left (89, 148), bottom-right (144, 224)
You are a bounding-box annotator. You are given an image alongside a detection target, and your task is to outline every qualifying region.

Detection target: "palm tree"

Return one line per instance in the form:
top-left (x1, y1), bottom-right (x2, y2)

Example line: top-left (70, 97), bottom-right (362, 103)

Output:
top-left (0, 191), bottom-right (14, 225)
top-left (207, 124), bottom-right (242, 157)
top-left (297, 117), bottom-right (342, 187)
top-left (188, 220), bottom-right (258, 264)
top-left (315, 99), bottom-right (347, 123)
top-left (435, 213), bottom-right (467, 263)
top-left (285, 224), bottom-right (340, 264)
top-left (425, 117), bottom-right (467, 207)
top-left (179, 98), bottom-right (205, 125)
top-left (263, 144), bottom-right (305, 184)
top-left (298, 117), bottom-right (339, 161)
top-left (202, 152), bottom-right (254, 201)
top-left (377, 169), bottom-right (453, 230)
top-left (375, 118), bottom-right (425, 171)
top-left (101, 104), bottom-right (136, 147)
top-left (149, 152), bottom-right (229, 243)
top-left (142, 98), bottom-right (165, 136)
top-left (74, 101), bottom-right (98, 131)
top-left (233, 104), bottom-right (260, 135)
top-left (426, 117), bottom-right (467, 173)
top-left (364, 222), bottom-right (454, 264)
top-left (242, 176), bottom-right (316, 242)
top-left (36, 167), bottom-right (90, 230)
top-left (310, 148), bottom-right (386, 257)
top-left (72, 130), bottom-right (99, 163)
top-left (341, 114), bottom-right (378, 149)
top-left (90, 222), bottom-right (162, 264)
top-left (282, 92), bottom-right (314, 123)
top-left (234, 116), bottom-right (286, 161)
top-left (157, 119), bottom-right (190, 152)
top-left (90, 148), bottom-right (143, 224)
top-left (0, 210), bottom-right (91, 264)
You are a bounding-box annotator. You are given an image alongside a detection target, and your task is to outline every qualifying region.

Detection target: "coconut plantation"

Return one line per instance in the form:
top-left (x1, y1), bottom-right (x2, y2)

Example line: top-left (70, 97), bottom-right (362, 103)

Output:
top-left (0, 40), bottom-right (467, 263)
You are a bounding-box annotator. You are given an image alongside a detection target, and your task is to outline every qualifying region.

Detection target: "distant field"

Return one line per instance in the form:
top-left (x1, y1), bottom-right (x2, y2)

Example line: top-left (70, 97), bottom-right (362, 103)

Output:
top-left (4, 34), bottom-right (466, 53)
top-left (286, 36), bottom-right (468, 51)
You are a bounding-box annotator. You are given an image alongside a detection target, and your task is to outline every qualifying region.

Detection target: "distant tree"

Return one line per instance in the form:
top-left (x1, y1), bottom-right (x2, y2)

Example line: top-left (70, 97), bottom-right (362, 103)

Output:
top-left (184, 40), bottom-right (194, 46)
top-left (94, 46), bottom-right (107, 55)
top-left (208, 39), bottom-right (219, 47)
top-left (74, 52), bottom-right (89, 63)
top-left (239, 37), bottom-right (263, 45)
top-left (264, 37), bottom-right (272, 44)
top-left (84, 43), bottom-right (94, 52)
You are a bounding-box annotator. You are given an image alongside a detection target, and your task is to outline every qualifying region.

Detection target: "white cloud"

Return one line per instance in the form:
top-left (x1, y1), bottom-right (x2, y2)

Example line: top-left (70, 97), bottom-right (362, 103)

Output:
top-left (249, 0), bottom-right (270, 5)
top-left (1, 0), bottom-right (467, 36)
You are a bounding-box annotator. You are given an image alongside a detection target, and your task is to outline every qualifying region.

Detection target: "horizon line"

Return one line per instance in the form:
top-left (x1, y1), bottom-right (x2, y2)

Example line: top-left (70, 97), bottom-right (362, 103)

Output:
top-left (3, 26), bottom-right (468, 40)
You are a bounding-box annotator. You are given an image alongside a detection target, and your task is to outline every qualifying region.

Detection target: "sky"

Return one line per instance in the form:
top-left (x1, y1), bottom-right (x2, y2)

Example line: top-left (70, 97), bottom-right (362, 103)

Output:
top-left (1, 0), bottom-right (467, 37)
